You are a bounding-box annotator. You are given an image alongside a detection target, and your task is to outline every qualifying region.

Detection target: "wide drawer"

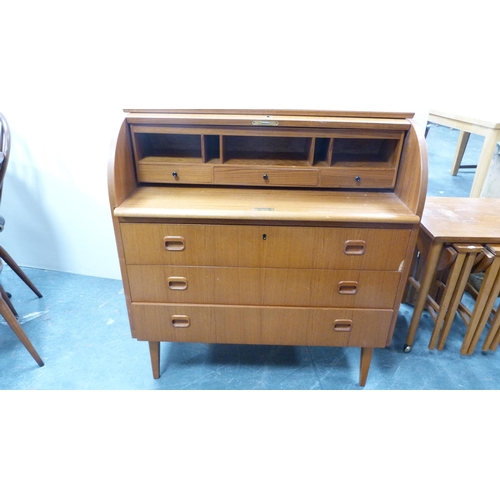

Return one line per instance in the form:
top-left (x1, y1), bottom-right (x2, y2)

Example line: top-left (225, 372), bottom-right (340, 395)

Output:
top-left (127, 265), bottom-right (401, 308)
top-left (214, 167), bottom-right (318, 186)
top-left (129, 303), bottom-right (393, 347)
top-left (120, 224), bottom-right (410, 271)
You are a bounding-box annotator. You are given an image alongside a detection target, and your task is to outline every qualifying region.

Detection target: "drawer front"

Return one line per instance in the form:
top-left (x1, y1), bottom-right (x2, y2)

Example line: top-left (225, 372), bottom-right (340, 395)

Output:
top-left (214, 167), bottom-right (318, 187)
top-left (128, 265), bottom-right (401, 308)
top-left (130, 303), bottom-right (393, 347)
top-left (137, 163), bottom-right (213, 184)
top-left (320, 167), bottom-right (396, 189)
top-left (120, 224), bottom-right (410, 271)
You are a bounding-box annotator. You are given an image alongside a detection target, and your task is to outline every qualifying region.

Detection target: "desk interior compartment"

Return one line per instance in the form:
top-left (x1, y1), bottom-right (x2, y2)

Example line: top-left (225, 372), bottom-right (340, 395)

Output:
top-left (221, 135), bottom-right (312, 166)
top-left (330, 138), bottom-right (401, 168)
top-left (132, 128), bottom-right (203, 163)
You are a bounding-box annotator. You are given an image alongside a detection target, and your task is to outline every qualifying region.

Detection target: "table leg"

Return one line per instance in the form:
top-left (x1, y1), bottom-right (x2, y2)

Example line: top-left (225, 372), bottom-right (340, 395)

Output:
top-left (451, 130), bottom-right (470, 175)
top-left (470, 130), bottom-right (500, 197)
top-left (428, 252), bottom-right (467, 349)
top-left (483, 307), bottom-right (500, 351)
top-left (464, 258), bottom-right (500, 354)
top-left (149, 341), bottom-right (160, 379)
top-left (436, 249), bottom-right (481, 351)
top-left (404, 241), bottom-right (443, 352)
top-left (359, 347), bottom-right (374, 387)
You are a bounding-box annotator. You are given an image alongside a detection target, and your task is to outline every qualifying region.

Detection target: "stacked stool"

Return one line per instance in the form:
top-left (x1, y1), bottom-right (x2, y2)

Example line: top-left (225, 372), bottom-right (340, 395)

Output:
top-left (404, 197), bottom-right (500, 354)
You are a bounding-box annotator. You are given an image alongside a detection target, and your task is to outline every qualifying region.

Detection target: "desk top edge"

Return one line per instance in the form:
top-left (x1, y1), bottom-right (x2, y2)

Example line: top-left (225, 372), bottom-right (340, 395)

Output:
top-left (123, 109), bottom-right (415, 120)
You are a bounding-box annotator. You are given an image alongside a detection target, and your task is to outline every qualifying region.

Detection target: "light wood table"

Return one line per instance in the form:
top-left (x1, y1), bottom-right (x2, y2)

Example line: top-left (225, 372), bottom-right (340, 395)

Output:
top-left (428, 109), bottom-right (500, 197)
top-left (404, 197), bottom-right (500, 352)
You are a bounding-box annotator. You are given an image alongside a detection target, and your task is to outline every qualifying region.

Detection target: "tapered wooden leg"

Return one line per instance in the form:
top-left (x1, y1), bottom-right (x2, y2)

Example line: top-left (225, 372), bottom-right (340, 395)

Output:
top-left (466, 268), bottom-right (500, 354)
top-left (0, 294), bottom-right (44, 366)
top-left (359, 347), bottom-right (374, 387)
top-left (148, 341), bottom-right (160, 379)
top-left (428, 252), bottom-right (466, 350)
top-left (405, 242), bottom-right (443, 350)
top-left (484, 308), bottom-right (500, 351)
top-left (435, 246), bottom-right (482, 351)
top-left (0, 283), bottom-right (19, 317)
top-left (451, 130), bottom-right (470, 175)
top-left (461, 247), bottom-right (500, 354)
top-left (0, 246), bottom-right (43, 298)
top-left (470, 131), bottom-right (500, 197)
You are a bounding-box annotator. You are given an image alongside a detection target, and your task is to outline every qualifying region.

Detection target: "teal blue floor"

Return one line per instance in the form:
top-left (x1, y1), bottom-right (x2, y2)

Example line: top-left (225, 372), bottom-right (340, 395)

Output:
top-left (1, 124), bottom-right (497, 389)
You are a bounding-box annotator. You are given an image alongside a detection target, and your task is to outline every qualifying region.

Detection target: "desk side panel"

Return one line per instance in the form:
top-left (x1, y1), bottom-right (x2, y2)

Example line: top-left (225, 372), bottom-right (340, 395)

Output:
top-left (395, 121), bottom-right (428, 217)
top-left (108, 119), bottom-right (139, 327)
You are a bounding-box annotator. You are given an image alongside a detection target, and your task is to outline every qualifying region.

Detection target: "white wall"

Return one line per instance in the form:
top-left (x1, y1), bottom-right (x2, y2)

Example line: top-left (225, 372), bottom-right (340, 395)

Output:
top-left (1, 1), bottom-right (496, 279)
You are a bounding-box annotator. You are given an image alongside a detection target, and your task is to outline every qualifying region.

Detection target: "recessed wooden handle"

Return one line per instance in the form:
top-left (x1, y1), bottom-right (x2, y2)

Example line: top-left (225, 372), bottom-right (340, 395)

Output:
top-left (333, 319), bottom-right (353, 332)
top-left (164, 236), bottom-right (185, 251)
top-left (344, 240), bottom-right (366, 255)
top-left (168, 277), bottom-right (188, 290)
top-left (171, 315), bottom-right (190, 328)
top-left (338, 281), bottom-right (358, 295)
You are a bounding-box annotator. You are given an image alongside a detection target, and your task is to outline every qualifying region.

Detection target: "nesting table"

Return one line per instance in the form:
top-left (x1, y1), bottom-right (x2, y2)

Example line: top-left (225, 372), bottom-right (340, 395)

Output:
top-left (404, 197), bottom-right (500, 353)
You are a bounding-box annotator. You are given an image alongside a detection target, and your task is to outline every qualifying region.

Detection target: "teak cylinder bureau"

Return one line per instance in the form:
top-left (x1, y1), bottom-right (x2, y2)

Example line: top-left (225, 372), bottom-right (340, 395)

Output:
top-left (108, 109), bottom-right (428, 386)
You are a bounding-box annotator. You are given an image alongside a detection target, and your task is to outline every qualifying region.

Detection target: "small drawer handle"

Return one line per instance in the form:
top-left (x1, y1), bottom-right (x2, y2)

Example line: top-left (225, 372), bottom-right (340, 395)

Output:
top-left (164, 236), bottom-right (185, 251)
top-left (344, 240), bottom-right (366, 255)
top-left (168, 277), bottom-right (188, 290)
top-left (338, 281), bottom-right (358, 295)
top-left (171, 315), bottom-right (190, 328)
top-left (333, 319), bottom-right (353, 332)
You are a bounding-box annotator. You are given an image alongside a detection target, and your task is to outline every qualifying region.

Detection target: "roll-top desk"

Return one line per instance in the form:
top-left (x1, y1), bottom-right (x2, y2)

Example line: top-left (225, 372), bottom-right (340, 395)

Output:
top-left (108, 109), bottom-right (427, 386)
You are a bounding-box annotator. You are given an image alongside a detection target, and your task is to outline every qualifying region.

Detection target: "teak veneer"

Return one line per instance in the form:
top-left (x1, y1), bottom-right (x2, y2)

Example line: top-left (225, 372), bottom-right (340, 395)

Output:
top-left (108, 109), bottom-right (428, 386)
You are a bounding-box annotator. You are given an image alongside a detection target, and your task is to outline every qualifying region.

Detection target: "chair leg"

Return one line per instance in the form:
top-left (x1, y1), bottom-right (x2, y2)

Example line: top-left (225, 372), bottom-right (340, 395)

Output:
top-left (0, 283), bottom-right (19, 317)
top-left (0, 293), bottom-right (44, 366)
top-left (0, 246), bottom-right (42, 298)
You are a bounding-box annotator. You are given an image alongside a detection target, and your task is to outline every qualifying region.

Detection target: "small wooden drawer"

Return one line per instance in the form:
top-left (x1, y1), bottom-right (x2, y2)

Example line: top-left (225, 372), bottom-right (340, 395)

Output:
top-left (120, 223), bottom-right (411, 271)
top-left (214, 167), bottom-right (318, 187)
top-left (137, 163), bottom-right (213, 184)
top-left (129, 303), bottom-right (393, 348)
top-left (127, 265), bottom-right (401, 308)
top-left (320, 167), bottom-right (397, 189)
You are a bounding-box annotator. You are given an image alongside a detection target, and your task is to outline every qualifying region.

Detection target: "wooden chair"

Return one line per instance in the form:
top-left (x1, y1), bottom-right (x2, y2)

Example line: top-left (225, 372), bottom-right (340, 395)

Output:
top-left (0, 112), bottom-right (44, 366)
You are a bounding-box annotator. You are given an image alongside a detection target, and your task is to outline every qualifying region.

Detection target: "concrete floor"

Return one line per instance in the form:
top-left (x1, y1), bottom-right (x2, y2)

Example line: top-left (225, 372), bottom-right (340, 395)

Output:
top-left (1, 124), bottom-right (497, 389)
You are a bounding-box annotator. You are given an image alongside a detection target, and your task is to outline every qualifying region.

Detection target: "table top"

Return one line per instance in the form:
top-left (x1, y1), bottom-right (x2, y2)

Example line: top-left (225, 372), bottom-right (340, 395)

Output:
top-left (429, 108), bottom-right (500, 130)
top-left (421, 197), bottom-right (500, 242)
